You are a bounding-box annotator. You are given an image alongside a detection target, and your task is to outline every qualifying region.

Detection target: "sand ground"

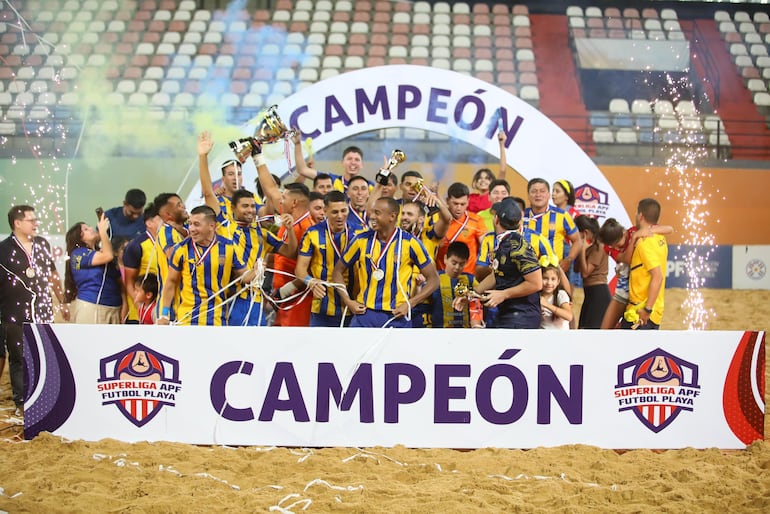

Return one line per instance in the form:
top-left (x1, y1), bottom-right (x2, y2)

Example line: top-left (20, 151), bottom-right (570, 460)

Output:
top-left (0, 288), bottom-right (768, 513)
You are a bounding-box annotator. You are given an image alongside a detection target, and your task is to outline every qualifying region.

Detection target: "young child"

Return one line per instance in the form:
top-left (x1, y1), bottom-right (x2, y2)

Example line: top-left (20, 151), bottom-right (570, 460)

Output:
top-left (540, 265), bottom-right (573, 330)
top-left (133, 274), bottom-right (158, 325)
top-left (433, 241), bottom-right (482, 328)
top-left (597, 219), bottom-right (673, 329)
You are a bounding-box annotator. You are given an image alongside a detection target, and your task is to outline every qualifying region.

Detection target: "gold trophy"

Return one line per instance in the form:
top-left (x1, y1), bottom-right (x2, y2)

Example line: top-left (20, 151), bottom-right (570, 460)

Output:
top-left (454, 282), bottom-right (485, 328)
top-left (454, 282), bottom-right (483, 300)
top-left (375, 149), bottom-right (406, 186)
top-left (228, 105), bottom-right (297, 163)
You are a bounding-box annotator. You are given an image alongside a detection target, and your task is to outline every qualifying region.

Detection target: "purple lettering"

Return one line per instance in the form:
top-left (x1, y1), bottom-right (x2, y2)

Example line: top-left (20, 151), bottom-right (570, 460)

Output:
top-left (537, 365), bottom-right (583, 424)
top-left (434, 364), bottom-right (471, 423)
top-left (325, 96), bottom-right (353, 132)
top-left (355, 86), bottom-right (391, 122)
top-left (397, 85), bottom-right (422, 119)
top-left (210, 361), bottom-right (255, 422)
top-left (476, 364), bottom-right (528, 424)
top-left (289, 105), bottom-right (320, 139)
top-left (258, 362), bottom-right (310, 422)
top-left (384, 363), bottom-right (426, 423)
top-left (426, 87), bottom-right (451, 123)
top-left (316, 363), bottom-right (374, 422)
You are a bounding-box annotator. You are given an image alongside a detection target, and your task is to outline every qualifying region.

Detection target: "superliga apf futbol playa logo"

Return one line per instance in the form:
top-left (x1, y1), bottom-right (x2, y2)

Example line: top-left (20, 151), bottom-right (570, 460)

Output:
top-left (614, 349), bottom-right (700, 433)
top-left (97, 344), bottom-right (182, 427)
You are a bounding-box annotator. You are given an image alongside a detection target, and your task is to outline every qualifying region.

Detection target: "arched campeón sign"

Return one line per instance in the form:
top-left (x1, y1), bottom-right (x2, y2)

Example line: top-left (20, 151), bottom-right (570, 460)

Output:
top-left (187, 65), bottom-right (630, 227)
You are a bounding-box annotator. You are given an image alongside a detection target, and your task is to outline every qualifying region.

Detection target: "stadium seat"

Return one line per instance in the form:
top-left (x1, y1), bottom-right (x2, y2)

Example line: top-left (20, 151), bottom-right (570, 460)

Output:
top-left (593, 128), bottom-right (614, 143)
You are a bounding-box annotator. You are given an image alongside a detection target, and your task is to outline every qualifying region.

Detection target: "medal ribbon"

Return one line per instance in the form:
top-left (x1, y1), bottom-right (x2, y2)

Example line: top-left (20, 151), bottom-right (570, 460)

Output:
top-left (447, 213), bottom-right (470, 244)
top-left (193, 240), bottom-right (216, 266)
top-left (12, 234), bottom-right (35, 275)
top-left (368, 228), bottom-right (399, 273)
top-left (495, 230), bottom-right (517, 250)
top-left (326, 221), bottom-right (348, 260)
top-left (350, 207), bottom-right (367, 227)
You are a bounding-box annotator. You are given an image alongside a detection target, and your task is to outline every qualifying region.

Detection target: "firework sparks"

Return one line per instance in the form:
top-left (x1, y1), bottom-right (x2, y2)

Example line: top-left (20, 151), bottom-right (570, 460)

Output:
top-left (654, 73), bottom-right (718, 330)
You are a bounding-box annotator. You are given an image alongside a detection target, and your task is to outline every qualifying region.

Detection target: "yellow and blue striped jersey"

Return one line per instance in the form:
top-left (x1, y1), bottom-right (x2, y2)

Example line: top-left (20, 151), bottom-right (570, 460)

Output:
top-left (122, 231), bottom-right (160, 322)
top-left (431, 271), bottom-right (478, 328)
top-left (154, 223), bottom-right (185, 319)
top-left (168, 235), bottom-right (245, 326)
top-left (522, 206), bottom-right (577, 258)
top-left (217, 195), bottom-right (234, 221)
top-left (478, 229), bottom-right (559, 269)
top-left (231, 221), bottom-right (283, 302)
top-left (299, 219), bottom-right (361, 316)
top-left (341, 228), bottom-right (431, 312)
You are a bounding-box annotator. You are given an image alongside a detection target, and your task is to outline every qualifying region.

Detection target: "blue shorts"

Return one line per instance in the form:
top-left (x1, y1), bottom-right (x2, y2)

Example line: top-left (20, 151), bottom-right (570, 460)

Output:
top-left (411, 303), bottom-right (432, 328)
top-left (350, 309), bottom-right (411, 328)
top-left (310, 312), bottom-right (351, 327)
top-left (228, 297), bottom-right (267, 326)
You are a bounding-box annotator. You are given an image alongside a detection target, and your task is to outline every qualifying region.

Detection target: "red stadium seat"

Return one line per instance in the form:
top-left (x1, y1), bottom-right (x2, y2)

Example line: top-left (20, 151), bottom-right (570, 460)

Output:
top-left (474, 14), bottom-right (490, 26)
top-left (473, 3), bottom-right (489, 14)
top-left (474, 36), bottom-right (492, 48)
top-left (623, 8), bottom-right (640, 19)
top-left (493, 14), bottom-right (509, 26)
top-left (494, 25), bottom-right (511, 37)
top-left (474, 47), bottom-right (492, 59)
top-left (332, 11), bottom-right (350, 22)
top-left (492, 4), bottom-right (508, 15)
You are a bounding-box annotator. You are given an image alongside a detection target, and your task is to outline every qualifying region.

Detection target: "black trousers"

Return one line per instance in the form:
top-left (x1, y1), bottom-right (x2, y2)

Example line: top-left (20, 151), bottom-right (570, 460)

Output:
top-left (2, 322), bottom-right (24, 407)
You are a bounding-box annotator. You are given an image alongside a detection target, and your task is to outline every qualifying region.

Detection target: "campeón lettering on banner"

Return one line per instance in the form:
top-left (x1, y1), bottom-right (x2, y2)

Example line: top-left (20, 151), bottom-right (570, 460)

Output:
top-left (23, 324), bottom-right (764, 449)
top-left (185, 65), bottom-right (631, 229)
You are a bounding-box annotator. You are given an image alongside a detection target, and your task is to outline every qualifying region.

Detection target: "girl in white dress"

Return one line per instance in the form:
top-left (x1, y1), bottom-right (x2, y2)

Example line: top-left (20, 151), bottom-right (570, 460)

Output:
top-left (540, 265), bottom-right (573, 330)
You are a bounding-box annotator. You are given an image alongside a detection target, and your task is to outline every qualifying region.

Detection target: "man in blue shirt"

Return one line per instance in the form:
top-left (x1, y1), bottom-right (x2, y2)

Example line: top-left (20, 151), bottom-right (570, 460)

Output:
top-left (105, 188), bottom-right (146, 241)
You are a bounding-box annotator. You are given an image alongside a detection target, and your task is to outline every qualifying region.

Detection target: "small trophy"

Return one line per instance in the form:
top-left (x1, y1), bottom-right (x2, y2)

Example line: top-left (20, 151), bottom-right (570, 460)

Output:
top-left (375, 149), bottom-right (406, 186)
top-left (228, 105), bottom-right (297, 163)
top-left (454, 283), bottom-right (485, 328)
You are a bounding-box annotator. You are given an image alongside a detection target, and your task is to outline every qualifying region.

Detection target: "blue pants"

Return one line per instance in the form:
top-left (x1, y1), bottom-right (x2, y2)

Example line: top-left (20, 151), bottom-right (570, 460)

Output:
top-left (494, 310), bottom-right (541, 329)
top-left (310, 312), bottom-right (351, 327)
top-left (350, 309), bottom-right (411, 328)
top-left (228, 297), bottom-right (267, 326)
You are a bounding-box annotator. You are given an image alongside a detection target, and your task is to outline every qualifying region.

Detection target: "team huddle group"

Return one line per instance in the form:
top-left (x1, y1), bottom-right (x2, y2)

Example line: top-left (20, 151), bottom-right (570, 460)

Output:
top-left (2, 131), bottom-right (672, 333)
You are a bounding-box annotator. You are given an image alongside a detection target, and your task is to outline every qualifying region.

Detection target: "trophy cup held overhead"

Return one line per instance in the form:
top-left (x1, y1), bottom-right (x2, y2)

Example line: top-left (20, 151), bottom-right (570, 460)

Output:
top-left (228, 105), bottom-right (296, 164)
top-left (375, 149), bottom-right (407, 186)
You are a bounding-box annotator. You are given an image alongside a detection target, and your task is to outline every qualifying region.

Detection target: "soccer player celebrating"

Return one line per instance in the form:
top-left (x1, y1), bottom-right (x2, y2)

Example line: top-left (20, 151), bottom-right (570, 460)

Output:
top-left (332, 197), bottom-right (439, 328)
top-left (157, 206), bottom-right (254, 326)
top-left (295, 191), bottom-right (364, 327)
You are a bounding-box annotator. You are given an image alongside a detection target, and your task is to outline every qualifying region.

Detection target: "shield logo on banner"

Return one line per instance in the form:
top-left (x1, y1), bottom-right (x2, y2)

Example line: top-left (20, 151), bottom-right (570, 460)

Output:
top-left (615, 349), bottom-right (699, 433)
top-left (98, 343), bottom-right (182, 427)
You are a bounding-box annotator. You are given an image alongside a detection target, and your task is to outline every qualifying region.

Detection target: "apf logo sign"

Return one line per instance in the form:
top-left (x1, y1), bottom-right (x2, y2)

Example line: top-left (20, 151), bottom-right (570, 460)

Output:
top-left (614, 349), bottom-right (700, 433)
top-left (97, 344), bottom-right (182, 427)
top-left (573, 183), bottom-right (610, 219)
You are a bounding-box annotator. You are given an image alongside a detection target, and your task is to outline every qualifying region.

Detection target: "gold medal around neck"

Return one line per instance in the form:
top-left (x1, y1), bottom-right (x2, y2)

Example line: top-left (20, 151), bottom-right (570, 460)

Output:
top-left (372, 269), bottom-right (385, 281)
top-left (25, 267), bottom-right (35, 278)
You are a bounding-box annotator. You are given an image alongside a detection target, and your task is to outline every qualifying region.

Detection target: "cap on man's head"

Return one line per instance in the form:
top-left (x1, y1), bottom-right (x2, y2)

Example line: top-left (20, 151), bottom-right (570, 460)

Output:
top-left (492, 197), bottom-right (522, 228)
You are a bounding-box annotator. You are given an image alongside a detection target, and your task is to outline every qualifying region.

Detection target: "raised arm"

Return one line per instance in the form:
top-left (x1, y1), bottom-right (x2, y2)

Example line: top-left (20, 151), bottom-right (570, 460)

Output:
top-left (497, 130), bottom-right (507, 180)
top-left (291, 129), bottom-right (318, 181)
top-left (252, 144), bottom-right (283, 213)
top-left (197, 130), bottom-right (221, 215)
top-left (91, 215), bottom-right (115, 266)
